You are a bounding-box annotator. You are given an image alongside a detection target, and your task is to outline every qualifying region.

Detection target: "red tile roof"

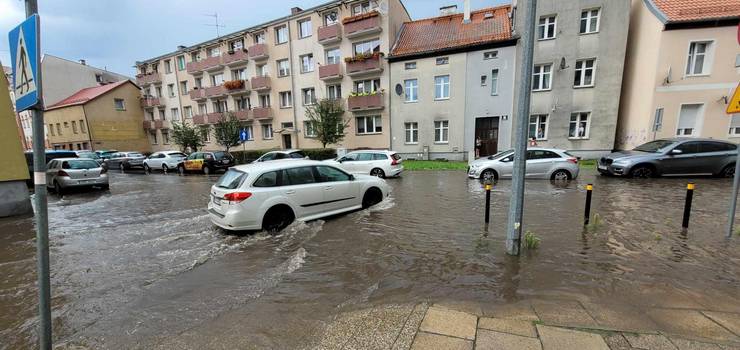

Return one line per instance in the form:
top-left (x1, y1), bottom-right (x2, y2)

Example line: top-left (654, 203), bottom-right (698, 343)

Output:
top-left (389, 5), bottom-right (514, 59)
top-left (46, 80), bottom-right (133, 110)
top-left (650, 0), bottom-right (740, 23)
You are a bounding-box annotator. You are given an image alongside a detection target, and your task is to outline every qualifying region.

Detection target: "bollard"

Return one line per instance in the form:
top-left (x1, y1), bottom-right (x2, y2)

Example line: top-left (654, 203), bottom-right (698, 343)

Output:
top-left (584, 184), bottom-right (593, 226)
top-left (682, 183), bottom-right (694, 229)
top-left (484, 182), bottom-right (492, 223)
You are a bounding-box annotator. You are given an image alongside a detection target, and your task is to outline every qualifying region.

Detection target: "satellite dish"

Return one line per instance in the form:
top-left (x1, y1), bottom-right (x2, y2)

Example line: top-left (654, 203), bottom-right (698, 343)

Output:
top-left (395, 83), bottom-right (403, 95)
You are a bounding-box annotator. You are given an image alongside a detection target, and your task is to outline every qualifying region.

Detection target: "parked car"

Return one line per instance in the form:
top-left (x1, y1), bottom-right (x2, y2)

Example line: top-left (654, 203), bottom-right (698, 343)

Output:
top-left (598, 138), bottom-right (737, 178)
top-left (24, 150), bottom-right (78, 186)
top-left (95, 150), bottom-right (118, 160)
top-left (45, 158), bottom-right (108, 195)
top-left (105, 152), bottom-right (146, 171)
top-left (144, 151), bottom-right (188, 172)
top-left (208, 160), bottom-right (389, 232)
top-left (254, 149), bottom-right (308, 162)
top-left (177, 151), bottom-right (235, 175)
top-left (324, 150), bottom-right (403, 178)
top-left (75, 150), bottom-right (103, 165)
top-left (468, 148), bottom-right (580, 181)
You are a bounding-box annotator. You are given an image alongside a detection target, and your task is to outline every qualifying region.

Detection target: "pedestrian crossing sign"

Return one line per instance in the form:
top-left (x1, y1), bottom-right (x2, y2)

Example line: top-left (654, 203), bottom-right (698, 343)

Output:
top-left (728, 83), bottom-right (740, 114)
top-left (8, 14), bottom-right (40, 112)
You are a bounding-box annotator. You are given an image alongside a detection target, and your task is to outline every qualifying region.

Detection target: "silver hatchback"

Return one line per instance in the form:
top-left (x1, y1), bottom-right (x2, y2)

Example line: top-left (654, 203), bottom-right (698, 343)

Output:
top-left (46, 158), bottom-right (109, 195)
top-left (468, 148), bottom-right (580, 181)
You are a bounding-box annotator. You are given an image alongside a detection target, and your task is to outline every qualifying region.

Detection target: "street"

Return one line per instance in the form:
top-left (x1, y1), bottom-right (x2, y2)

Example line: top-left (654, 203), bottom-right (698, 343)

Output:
top-left (0, 169), bottom-right (738, 348)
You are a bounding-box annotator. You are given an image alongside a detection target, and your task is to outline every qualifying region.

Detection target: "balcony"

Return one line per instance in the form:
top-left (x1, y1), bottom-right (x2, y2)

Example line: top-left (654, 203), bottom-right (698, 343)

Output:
top-left (234, 109), bottom-right (251, 120)
top-left (252, 107), bottom-right (272, 120)
top-left (247, 43), bottom-right (269, 61)
top-left (140, 97), bottom-right (161, 108)
top-left (203, 85), bottom-right (227, 98)
top-left (206, 113), bottom-right (223, 124)
top-left (343, 11), bottom-right (381, 39)
top-left (318, 63), bottom-right (343, 81)
top-left (222, 49), bottom-right (249, 66)
top-left (348, 93), bottom-right (384, 111)
top-left (189, 88), bottom-right (206, 101)
top-left (250, 76), bottom-right (271, 91)
top-left (224, 80), bottom-right (250, 95)
top-left (346, 56), bottom-right (383, 76)
top-left (143, 120), bottom-right (153, 129)
top-left (154, 120), bottom-right (171, 129)
top-left (186, 55), bottom-right (223, 74)
top-left (136, 73), bottom-right (161, 85)
top-left (192, 114), bottom-right (207, 125)
top-left (318, 24), bottom-right (341, 45)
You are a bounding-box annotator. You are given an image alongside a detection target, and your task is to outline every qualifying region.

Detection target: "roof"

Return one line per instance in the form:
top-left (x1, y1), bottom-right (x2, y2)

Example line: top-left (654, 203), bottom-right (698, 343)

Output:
top-left (647, 0), bottom-right (740, 23)
top-left (389, 5), bottom-right (514, 60)
top-left (46, 80), bottom-right (134, 110)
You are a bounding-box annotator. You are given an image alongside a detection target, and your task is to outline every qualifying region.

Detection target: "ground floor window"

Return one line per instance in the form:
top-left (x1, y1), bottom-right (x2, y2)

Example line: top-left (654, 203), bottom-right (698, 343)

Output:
top-left (304, 121), bottom-right (317, 137)
top-left (200, 126), bottom-right (211, 142)
top-left (244, 125), bottom-right (254, 141)
top-left (150, 130), bottom-right (158, 145)
top-left (729, 114), bottom-right (740, 137)
top-left (529, 114), bottom-right (548, 140)
top-left (434, 120), bottom-right (449, 143)
top-left (262, 124), bottom-right (273, 139)
top-left (568, 112), bottom-right (590, 139)
top-left (162, 130), bottom-right (170, 144)
top-left (677, 104), bottom-right (702, 136)
top-left (404, 122), bottom-right (418, 144)
top-left (357, 115), bottom-right (382, 135)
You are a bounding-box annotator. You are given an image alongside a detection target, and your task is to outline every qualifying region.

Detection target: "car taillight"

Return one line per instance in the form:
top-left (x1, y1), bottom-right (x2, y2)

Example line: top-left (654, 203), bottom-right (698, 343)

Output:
top-left (224, 192), bottom-right (252, 203)
top-left (567, 158), bottom-right (578, 164)
top-left (57, 170), bottom-right (69, 177)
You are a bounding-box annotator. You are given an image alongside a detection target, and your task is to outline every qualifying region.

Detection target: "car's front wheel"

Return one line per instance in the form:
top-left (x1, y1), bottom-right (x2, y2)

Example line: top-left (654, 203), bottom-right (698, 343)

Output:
top-left (629, 165), bottom-right (655, 178)
top-left (480, 169), bottom-right (497, 181)
top-left (262, 206), bottom-right (295, 232)
top-left (143, 164), bottom-right (151, 173)
top-left (551, 169), bottom-right (571, 181)
top-left (362, 187), bottom-right (383, 208)
top-left (162, 164), bottom-right (169, 173)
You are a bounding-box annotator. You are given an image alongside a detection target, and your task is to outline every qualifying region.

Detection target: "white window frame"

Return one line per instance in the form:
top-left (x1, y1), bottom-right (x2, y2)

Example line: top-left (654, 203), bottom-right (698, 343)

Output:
top-left (184, 106), bottom-right (193, 118)
top-left (302, 88), bottom-right (316, 105)
top-left (298, 19), bottom-right (312, 38)
top-left (538, 15), bottom-right (557, 40)
top-left (114, 98), bottom-right (126, 111)
top-left (324, 11), bottom-right (339, 25)
top-left (277, 59), bottom-right (290, 77)
top-left (404, 122), bottom-right (418, 144)
top-left (434, 75), bottom-right (450, 100)
top-left (279, 91), bottom-right (292, 108)
top-left (327, 84), bottom-right (342, 100)
top-left (434, 120), bottom-right (449, 143)
top-left (580, 8), bottom-right (600, 34)
top-left (231, 68), bottom-right (246, 81)
top-left (356, 115), bottom-right (382, 135)
top-left (275, 25), bottom-right (288, 44)
top-left (483, 51), bottom-right (498, 60)
top-left (171, 108), bottom-right (180, 121)
top-left (529, 114), bottom-right (549, 140)
top-left (728, 114), bottom-right (740, 137)
top-left (676, 103), bottom-right (704, 137)
top-left (404, 79), bottom-right (418, 102)
top-left (300, 54), bottom-right (314, 73)
top-left (404, 62), bottom-right (417, 70)
top-left (167, 84), bottom-right (176, 97)
top-left (653, 108), bottom-right (664, 132)
top-left (326, 48), bottom-right (341, 65)
top-left (574, 58), bottom-right (596, 88)
top-left (532, 63), bottom-right (552, 91)
top-left (569, 112), bottom-right (591, 139)
top-left (436, 57), bottom-right (449, 65)
top-left (244, 125), bottom-right (254, 141)
top-left (211, 73), bottom-right (224, 86)
top-left (491, 69), bottom-right (499, 95)
top-left (304, 121), bottom-right (318, 137)
top-left (262, 124), bottom-right (273, 139)
top-left (685, 40), bottom-right (714, 76)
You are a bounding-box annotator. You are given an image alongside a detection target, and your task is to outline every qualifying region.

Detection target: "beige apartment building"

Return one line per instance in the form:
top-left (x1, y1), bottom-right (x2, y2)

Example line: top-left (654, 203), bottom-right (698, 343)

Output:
top-left (136, 0), bottom-right (410, 153)
top-left (617, 0), bottom-right (740, 150)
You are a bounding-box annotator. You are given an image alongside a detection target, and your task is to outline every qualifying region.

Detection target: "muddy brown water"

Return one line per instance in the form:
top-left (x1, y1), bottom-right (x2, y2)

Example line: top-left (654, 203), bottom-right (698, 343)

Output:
top-left (0, 170), bottom-right (738, 349)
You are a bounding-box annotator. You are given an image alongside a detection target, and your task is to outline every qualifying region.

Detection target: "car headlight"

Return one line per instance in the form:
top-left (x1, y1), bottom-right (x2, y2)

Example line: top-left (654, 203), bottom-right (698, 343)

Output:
top-left (612, 160), bottom-right (629, 166)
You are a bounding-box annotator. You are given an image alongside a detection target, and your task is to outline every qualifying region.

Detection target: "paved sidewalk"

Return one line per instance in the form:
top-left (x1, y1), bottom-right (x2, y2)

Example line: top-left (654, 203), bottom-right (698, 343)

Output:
top-left (309, 299), bottom-right (740, 349)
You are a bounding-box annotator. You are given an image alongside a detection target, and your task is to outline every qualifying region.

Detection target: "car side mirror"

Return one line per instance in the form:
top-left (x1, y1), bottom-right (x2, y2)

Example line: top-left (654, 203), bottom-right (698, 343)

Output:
top-left (670, 149), bottom-right (683, 155)
top-left (348, 174), bottom-right (355, 181)
top-left (502, 157), bottom-right (512, 162)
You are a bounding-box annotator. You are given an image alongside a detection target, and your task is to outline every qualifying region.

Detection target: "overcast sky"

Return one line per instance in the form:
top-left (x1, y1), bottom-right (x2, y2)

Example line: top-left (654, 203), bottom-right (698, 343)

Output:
top-left (0, 0), bottom-right (508, 76)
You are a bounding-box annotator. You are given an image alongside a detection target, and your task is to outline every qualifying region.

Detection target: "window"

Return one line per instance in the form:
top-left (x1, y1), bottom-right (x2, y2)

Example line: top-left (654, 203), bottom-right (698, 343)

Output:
top-left (404, 122), bottom-right (418, 144)
top-left (114, 98), bottom-right (125, 110)
top-left (326, 48), bottom-right (341, 65)
top-left (285, 167), bottom-right (317, 185)
top-left (304, 121), bottom-right (317, 137)
top-left (253, 171), bottom-right (279, 187)
top-left (404, 62), bottom-right (416, 70)
top-left (357, 115), bottom-right (382, 134)
top-left (165, 84), bottom-right (175, 97)
top-left (532, 64), bottom-right (552, 91)
top-left (538, 15), bottom-right (556, 40)
top-left (327, 84), bottom-right (342, 100)
top-left (729, 114), bottom-right (740, 136)
top-left (231, 68), bottom-right (246, 80)
top-left (184, 106), bottom-right (193, 119)
top-left (198, 104), bottom-right (207, 115)
top-left (56, 123), bottom-right (61, 135)
top-left (194, 77), bottom-right (203, 89)
top-left (434, 75), bottom-right (450, 100)
top-left (352, 1), bottom-right (373, 15)
top-left (162, 130), bottom-right (170, 145)
top-left (254, 32), bottom-right (266, 44)
top-left (483, 51), bottom-right (498, 59)
top-left (262, 124), bottom-right (273, 139)
top-left (300, 54), bottom-right (314, 73)
top-left (529, 114), bottom-right (548, 140)
top-left (95, 74), bottom-right (103, 83)
top-left (190, 52), bottom-right (199, 62)
top-left (279, 91), bottom-right (293, 108)
top-left (176, 56), bottom-right (186, 71)
top-left (72, 121), bottom-right (78, 134)
top-left (229, 39), bottom-right (244, 51)
top-left (302, 88), bottom-right (316, 105)
top-left (315, 166), bottom-right (350, 182)
top-left (580, 8), bottom-right (600, 34)
top-left (164, 59), bottom-right (172, 74)
top-left (200, 126), bottom-right (211, 142)
top-left (80, 120), bottom-right (86, 133)
top-left (243, 125), bottom-right (254, 141)
top-left (211, 73), bottom-right (224, 86)
top-left (155, 86), bottom-right (162, 98)
top-left (275, 25), bottom-right (288, 44)
top-left (354, 79), bottom-right (380, 93)
top-left (235, 96), bottom-right (250, 110)
top-left (686, 41), bottom-right (712, 76)
top-left (208, 47), bottom-right (221, 57)
top-left (180, 81), bottom-right (188, 94)
top-left (171, 108), bottom-right (180, 121)
top-left (434, 120), bottom-right (449, 143)
top-left (257, 64), bottom-right (269, 77)
top-left (574, 59), bottom-right (596, 87)
top-left (436, 57), bottom-right (449, 65)
top-left (353, 38), bottom-right (380, 56)
top-left (653, 108), bottom-right (664, 132)
top-left (150, 130), bottom-right (158, 145)
top-left (259, 94), bottom-right (271, 107)
top-left (491, 69), bottom-right (499, 95)
top-left (569, 112), bottom-right (590, 139)
top-left (213, 100), bottom-right (227, 113)
top-left (404, 79), bottom-right (418, 102)
top-left (677, 104), bottom-right (702, 136)
top-left (481, 75), bottom-right (488, 86)
top-left (277, 59), bottom-right (290, 77)
top-left (299, 19), bottom-right (312, 38)
top-left (324, 11), bottom-right (339, 25)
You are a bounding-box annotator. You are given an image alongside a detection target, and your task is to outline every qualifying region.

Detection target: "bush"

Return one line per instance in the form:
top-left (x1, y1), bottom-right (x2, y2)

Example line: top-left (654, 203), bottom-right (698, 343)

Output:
top-left (229, 148), bottom-right (337, 164)
top-left (302, 148), bottom-right (337, 160)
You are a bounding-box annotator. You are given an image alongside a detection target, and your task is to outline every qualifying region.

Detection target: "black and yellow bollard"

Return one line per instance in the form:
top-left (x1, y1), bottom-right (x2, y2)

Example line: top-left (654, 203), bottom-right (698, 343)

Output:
top-left (682, 183), bottom-right (695, 229)
top-left (484, 182), bottom-right (492, 223)
top-left (584, 184), bottom-right (593, 226)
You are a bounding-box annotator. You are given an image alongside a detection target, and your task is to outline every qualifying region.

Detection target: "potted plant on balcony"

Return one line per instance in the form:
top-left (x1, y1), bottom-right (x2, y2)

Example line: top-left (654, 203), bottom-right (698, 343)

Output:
top-left (341, 10), bottom-right (379, 24)
top-left (344, 52), bottom-right (384, 63)
top-left (224, 80), bottom-right (245, 90)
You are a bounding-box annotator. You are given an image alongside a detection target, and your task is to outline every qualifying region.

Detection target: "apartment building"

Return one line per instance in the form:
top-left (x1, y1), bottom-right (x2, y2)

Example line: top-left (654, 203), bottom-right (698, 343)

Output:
top-left (512, 0), bottom-right (631, 158)
top-left (389, 4), bottom-right (517, 161)
top-left (135, 0), bottom-right (410, 153)
top-left (617, 0), bottom-right (740, 150)
top-left (0, 63), bottom-right (31, 217)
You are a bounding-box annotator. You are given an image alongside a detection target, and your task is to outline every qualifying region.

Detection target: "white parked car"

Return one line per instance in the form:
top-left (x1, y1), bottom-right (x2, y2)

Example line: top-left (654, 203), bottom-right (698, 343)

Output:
top-left (325, 150), bottom-right (403, 178)
top-left (208, 160), bottom-right (390, 232)
top-left (143, 151), bottom-right (188, 172)
top-left (468, 148), bottom-right (580, 181)
top-left (254, 149), bottom-right (307, 162)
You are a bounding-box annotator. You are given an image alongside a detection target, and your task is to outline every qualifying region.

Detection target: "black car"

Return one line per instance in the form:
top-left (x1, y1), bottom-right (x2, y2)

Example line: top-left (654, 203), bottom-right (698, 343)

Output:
top-left (177, 151), bottom-right (235, 175)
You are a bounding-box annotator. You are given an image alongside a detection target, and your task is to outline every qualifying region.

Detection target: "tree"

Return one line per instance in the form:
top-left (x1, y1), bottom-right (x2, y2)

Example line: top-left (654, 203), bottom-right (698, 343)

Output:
top-left (305, 98), bottom-right (348, 148)
top-left (213, 112), bottom-right (242, 152)
top-left (171, 121), bottom-right (205, 152)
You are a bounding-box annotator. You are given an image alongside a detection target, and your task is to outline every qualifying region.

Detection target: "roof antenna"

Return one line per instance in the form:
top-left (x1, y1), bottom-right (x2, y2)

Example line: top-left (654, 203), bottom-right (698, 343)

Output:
top-left (203, 13), bottom-right (226, 38)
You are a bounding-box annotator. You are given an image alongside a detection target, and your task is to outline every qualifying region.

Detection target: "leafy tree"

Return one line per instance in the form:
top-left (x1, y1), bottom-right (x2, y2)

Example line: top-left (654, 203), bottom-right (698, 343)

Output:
top-left (171, 121), bottom-right (205, 152)
top-left (304, 99), bottom-right (348, 148)
top-left (213, 112), bottom-right (242, 152)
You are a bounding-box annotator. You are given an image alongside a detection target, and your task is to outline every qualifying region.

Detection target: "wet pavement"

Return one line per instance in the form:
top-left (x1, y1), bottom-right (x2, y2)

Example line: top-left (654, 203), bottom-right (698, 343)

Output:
top-left (0, 169), bottom-right (738, 349)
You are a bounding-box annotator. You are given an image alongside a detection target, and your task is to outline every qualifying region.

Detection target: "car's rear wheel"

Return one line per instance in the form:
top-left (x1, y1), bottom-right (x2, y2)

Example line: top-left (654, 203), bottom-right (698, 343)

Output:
top-left (54, 181), bottom-right (63, 196)
top-left (629, 165), bottom-right (655, 178)
top-left (362, 187), bottom-right (383, 209)
top-left (720, 164), bottom-right (735, 178)
top-left (143, 164), bottom-right (151, 173)
top-left (551, 169), bottom-right (571, 181)
top-left (119, 163), bottom-right (125, 172)
top-left (370, 168), bottom-right (385, 178)
top-left (480, 169), bottom-right (497, 181)
top-left (262, 206), bottom-right (295, 232)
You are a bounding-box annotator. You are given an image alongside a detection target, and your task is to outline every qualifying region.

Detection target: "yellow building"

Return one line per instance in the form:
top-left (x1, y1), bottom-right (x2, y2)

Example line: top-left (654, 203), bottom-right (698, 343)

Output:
top-left (0, 62), bottom-right (31, 217)
top-left (45, 80), bottom-right (151, 152)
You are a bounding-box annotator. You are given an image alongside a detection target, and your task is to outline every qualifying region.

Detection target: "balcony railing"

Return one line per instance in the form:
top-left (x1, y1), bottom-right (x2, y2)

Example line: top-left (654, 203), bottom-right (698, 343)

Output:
top-left (192, 114), bottom-right (207, 125)
top-left (136, 73), bottom-right (161, 85)
top-left (346, 56), bottom-right (383, 76)
top-left (247, 43), bottom-right (269, 60)
top-left (343, 11), bottom-right (381, 38)
top-left (222, 49), bottom-right (249, 66)
top-left (250, 76), bottom-right (271, 91)
top-left (318, 24), bottom-right (341, 44)
top-left (234, 109), bottom-right (251, 120)
top-left (154, 120), bottom-right (171, 129)
top-left (143, 120), bottom-right (153, 129)
top-left (186, 55), bottom-right (223, 74)
top-left (189, 88), bottom-right (206, 100)
top-left (207, 113), bottom-right (223, 124)
top-left (319, 63), bottom-right (343, 80)
top-left (347, 93), bottom-right (384, 111)
top-left (140, 97), bottom-right (161, 108)
top-left (204, 85), bottom-right (227, 98)
top-left (252, 107), bottom-right (272, 119)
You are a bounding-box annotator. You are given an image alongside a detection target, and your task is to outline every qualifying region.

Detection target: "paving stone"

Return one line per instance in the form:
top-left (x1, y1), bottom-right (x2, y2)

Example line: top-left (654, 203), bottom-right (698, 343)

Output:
top-left (536, 325), bottom-right (609, 350)
top-left (624, 334), bottom-right (677, 350)
top-left (581, 302), bottom-right (659, 332)
top-left (703, 312), bottom-right (740, 337)
top-left (434, 300), bottom-right (483, 315)
top-left (392, 303), bottom-right (428, 350)
top-left (603, 333), bottom-right (638, 350)
top-left (478, 317), bottom-right (537, 337)
top-left (419, 306), bottom-right (477, 340)
top-left (531, 300), bottom-right (598, 328)
top-left (647, 309), bottom-right (738, 343)
top-left (475, 329), bottom-right (542, 350)
top-left (481, 301), bottom-right (540, 321)
top-left (410, 332), bottom-right (473, 350)
top-left (346, 304), bottom-right (415, 350)
top-left (669, 337), bottom-right (722, 350)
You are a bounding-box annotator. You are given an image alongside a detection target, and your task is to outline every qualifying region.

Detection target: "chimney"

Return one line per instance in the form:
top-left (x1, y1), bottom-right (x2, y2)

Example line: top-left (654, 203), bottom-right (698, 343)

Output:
top-left (463, 0), bottom-right (471, 23)
top-left (291, 7), bottom-right (303, 15)
top-left (439, 5), bottom-right (457, 16)
top-left (79, 59), bottom-right (86, 65)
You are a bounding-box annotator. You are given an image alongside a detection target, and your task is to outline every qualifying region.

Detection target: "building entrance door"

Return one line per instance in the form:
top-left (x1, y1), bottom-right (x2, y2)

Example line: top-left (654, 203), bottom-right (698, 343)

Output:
top-left (475, 117), bottom-right (499, 157)
top-left (282, 134), bottom-right (292, 149)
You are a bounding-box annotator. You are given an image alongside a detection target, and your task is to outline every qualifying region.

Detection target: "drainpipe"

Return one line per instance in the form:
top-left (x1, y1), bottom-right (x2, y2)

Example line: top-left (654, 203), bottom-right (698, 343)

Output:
top-left (287, 21), bottom-right (300, 149)
top-left (388, 56), bottom-right (392, 151)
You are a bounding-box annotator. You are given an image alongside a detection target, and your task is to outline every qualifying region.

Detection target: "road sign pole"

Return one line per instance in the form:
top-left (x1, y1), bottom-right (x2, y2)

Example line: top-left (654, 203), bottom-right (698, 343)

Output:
top-left (727, 147), bottom-right (740, 238)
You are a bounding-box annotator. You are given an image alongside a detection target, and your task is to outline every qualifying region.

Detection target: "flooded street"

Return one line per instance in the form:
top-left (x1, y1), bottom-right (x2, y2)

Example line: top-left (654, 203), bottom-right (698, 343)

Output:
top-left (1, 170), bottom-right (738, 349)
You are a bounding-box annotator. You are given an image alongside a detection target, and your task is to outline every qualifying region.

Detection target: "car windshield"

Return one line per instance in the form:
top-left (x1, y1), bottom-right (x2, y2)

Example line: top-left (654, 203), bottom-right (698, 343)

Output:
top-left (634, 140), bottom-right (676, 153)
top-left (127, 153), bottom-right (144, 157)
top-left (216, 169), bottom-right (247, 189)
top-left (64, 160), bottom-right (100, 169)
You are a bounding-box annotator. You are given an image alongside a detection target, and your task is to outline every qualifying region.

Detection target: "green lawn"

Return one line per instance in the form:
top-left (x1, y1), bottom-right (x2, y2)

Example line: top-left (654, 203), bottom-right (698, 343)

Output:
top-left (579, 159), bottom-right (597, 170)
top-left (403, 160), bottom-right (468, 171)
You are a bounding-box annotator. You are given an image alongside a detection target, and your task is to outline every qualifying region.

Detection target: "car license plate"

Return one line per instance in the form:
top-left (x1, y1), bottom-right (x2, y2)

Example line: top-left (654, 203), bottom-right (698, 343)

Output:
top-left (222, 159), bottom-right (230, 164)
top-left (212, 195), bottom-right (222, 206)
top-left (598, 165), bottom-right (607, 171)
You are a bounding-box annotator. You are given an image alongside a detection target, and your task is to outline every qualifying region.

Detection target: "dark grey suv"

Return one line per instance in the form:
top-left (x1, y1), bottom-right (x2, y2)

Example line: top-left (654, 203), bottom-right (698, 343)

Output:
top-left (598, 138), bottom-right (737, 178)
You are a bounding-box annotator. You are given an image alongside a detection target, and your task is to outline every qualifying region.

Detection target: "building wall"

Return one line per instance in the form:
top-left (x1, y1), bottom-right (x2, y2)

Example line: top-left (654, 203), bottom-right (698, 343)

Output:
top-left (45, 105), bottom-right (91, 149)
top-left (0, 65), bottom-right (31, 217)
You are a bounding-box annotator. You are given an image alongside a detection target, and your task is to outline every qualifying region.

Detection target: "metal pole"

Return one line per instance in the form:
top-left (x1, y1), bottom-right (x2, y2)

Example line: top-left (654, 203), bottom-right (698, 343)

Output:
top-left (584, 184), bottom-right (593, 226)
top-left (682, 183), bottom-right (694, 229)
top-left (25, 0), bottom-right (51, 348)
top-left (506, 0), bottom-right (537, 256)
top-left (726, 147), bottom-right (740, 238)
top-left (484, 182), bottom-right (492, 223)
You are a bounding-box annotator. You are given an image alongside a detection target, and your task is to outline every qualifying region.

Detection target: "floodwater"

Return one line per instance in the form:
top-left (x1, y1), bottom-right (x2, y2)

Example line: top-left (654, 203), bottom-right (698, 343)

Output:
top-left (0, 170), bottom-right (738, 349)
